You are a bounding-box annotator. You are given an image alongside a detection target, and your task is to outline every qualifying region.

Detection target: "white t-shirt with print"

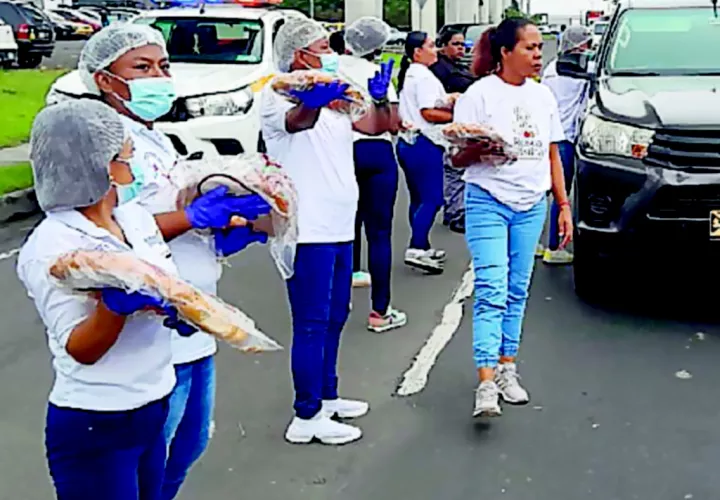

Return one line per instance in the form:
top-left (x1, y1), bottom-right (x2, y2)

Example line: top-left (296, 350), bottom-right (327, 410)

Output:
top-left (455, 75), bottom-right (566, 211)
top-left (260, 85), bottom-right (358, 244)
top-left (398, 63), bottom-right (447, 136)
top-left (16, 204), bottom-right (176, 411)
top-left (120, 115), bottom-right (218, 365)
top-left (337, 54), bottom-right (399, 143)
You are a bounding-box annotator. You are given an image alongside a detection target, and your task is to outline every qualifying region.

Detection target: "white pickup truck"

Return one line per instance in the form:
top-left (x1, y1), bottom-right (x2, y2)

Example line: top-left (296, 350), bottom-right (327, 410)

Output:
top-left (0, 18), bottom-right (17, 68)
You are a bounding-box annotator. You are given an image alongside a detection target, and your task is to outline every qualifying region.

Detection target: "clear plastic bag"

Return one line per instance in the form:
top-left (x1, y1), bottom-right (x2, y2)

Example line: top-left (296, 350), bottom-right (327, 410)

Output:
top-left (271, 70), bottom-right (371, 121)
top-left (49, 250), bottom-right (283, 353)
top-left (174, 154), bottom-right (299, 280)
top-left (425, 123), bottom-right (518, 167)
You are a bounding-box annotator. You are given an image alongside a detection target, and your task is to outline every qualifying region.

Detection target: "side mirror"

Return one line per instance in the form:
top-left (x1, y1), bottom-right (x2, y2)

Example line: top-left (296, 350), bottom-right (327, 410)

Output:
top-left (556, 51), bottom-right (594, 80)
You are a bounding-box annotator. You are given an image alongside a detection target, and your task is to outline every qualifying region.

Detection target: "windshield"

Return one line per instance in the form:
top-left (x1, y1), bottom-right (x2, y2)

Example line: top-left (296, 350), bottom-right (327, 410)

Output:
top-left (594, 22), bottom-right (607, 35)
top-left (607, 8), bottom-right (720, 75)
top-left (20, 4), bottom-right (49, 24)
top-left (465, 25), bottom-right (485, 43)
top-left (134, 17), bottom-right (263, 64)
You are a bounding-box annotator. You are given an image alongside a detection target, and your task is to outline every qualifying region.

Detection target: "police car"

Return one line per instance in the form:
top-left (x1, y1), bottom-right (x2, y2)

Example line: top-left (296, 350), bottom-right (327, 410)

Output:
top-left (48, 0), bottom-right (305, 157)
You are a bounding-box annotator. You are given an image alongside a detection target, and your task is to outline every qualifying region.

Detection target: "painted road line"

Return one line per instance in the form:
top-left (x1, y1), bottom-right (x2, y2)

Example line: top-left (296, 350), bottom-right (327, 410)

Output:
top-left (396, 266), bottom-right (474, 397)
top-left (0, 248), bottom-right (19, 261)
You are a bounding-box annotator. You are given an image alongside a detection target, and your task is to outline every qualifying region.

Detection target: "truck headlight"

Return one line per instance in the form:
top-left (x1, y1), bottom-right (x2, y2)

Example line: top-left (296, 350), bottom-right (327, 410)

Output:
top-left (185, 87), bottom-right (253, 118)
top-left (580, 115), bottom-right (655, 159)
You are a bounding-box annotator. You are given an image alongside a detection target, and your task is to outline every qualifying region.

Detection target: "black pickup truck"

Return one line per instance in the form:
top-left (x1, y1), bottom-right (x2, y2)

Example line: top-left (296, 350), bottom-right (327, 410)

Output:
top-left (558, 0), bottom-right (720, 301)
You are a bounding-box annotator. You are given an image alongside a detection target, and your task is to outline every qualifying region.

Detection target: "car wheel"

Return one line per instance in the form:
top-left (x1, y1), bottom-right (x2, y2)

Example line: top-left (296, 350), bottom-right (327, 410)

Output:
top-left (18, 54), bottom-right (42, 69)
top-left (572, 228), bottom-right (613, 304)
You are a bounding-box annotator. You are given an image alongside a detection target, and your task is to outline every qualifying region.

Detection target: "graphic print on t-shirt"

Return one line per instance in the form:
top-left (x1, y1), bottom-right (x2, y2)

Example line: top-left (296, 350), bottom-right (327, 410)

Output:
top-left (512, 105), bottom-right (543, 159)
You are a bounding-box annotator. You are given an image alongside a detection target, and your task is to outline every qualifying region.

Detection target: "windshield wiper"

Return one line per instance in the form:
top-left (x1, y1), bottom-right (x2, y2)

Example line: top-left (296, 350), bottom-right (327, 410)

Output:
top-left (608, 70), bottom-right (662, 76)
top-left (713, 0), bottom-right (718, 18)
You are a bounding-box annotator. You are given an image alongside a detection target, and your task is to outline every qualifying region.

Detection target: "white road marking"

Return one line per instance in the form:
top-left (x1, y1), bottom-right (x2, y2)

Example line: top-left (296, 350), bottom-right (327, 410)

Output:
top-left (0, 248), bottom-right (20, 261)
top-left (396, 266), bottom-right (474, 397)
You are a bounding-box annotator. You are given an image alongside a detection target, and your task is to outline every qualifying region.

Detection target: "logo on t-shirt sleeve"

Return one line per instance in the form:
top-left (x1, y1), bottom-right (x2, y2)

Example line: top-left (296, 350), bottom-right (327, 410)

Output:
top-left (512, 106), bottom-right (543, 159)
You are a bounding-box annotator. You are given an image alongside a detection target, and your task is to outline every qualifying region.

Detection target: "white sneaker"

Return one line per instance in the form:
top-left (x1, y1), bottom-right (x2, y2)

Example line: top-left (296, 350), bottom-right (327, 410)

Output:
top-left (405, 249), bottom-right (444, 274)
top-left (368, 307), bottom-right (408, 333)
top-left (473, 380), bottom-right (502, 418)
top-left (535, 244), bottom-right (545, 258)
top-left (285, 412), bottom-right (362, 445)
top-left (542, 248), bottom-right (574, 265)
top-left (427, 248), bottom-right (447, 262)
top-left (322, 398), bottom-right (370, 419)
top-left (352, 271), bottom-right (372, 288)
top-left (495, 363), bottom-right (529, 405)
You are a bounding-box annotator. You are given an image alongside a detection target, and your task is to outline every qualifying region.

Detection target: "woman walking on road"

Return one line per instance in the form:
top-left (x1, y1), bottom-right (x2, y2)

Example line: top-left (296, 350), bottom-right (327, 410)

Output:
top-left (397, 31), bottom-right (455, 275)
top-left (340, 17), bottom-right (408, 333)
top-left (261, 18), bottom-right (394, 444)
top-left (451, 19), bottom-right (573, 417)
top-left (539, 25), bottom-right (592, 265)
top-left (76, 25), bottom-right (271, 499)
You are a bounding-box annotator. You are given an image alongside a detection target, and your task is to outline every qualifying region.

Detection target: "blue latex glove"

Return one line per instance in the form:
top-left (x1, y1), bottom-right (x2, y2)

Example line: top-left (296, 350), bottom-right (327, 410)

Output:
top-left (289, 81), bottom-right (350, 109)
top-left (185, 187), bottom-right (272, 230)
top-left (368, 60), bottom-right (395, 102)
top-left (162, 307), bottom-right (198, 337)
top-left (214, 225), bottom-right (269, 257)
top-left (101, 288), bottom-right (165, 316)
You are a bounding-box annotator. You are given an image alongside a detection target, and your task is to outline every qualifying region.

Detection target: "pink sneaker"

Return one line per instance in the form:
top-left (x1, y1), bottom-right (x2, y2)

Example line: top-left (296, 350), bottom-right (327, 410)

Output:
top-left (368, 307), bottom-right (408, 333)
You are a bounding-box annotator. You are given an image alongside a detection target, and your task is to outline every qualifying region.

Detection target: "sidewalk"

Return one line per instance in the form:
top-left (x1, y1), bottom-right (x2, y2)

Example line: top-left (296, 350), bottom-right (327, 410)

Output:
top-left (0, 144), bottom-right (30, 164)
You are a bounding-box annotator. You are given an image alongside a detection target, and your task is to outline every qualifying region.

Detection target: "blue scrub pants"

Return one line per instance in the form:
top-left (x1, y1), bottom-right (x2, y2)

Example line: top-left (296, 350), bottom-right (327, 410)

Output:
top-left (397, 136), bottom-right (445, 250)
top-left (548, 140), bottom-right (575, 250)
top-left (353, 139), bottom-right (399, 315)
top-left (465, 184), bottom-right (547, 368)
top-left (46, 398), bottom-right (169, 500)
top-left (287, 242), bottom-right (353, 419)
top-left (161, 355), bottom-right (216, 500)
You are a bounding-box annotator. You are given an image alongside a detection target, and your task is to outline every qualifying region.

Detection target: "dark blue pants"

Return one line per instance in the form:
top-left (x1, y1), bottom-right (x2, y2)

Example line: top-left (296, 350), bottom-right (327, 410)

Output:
top-left (46, 398), bottom-right (169, 500)
top-left (287, 242), bottom-right (353, 419)
top-left (397, 136), bottom-right (445, 250)
top-left (162, 355), bottom-right (216, 500)
top-left (353, 139), bottom-right (399, 315)
top-left (548, 140), bottom-right (576, 250)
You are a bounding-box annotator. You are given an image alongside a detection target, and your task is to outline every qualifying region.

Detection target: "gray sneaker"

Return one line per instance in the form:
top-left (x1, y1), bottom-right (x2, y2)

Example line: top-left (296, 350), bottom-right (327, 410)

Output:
top-left (473, 381), bottom-right (502, 418)
top-left (496, 363), bottom-right (529, 405)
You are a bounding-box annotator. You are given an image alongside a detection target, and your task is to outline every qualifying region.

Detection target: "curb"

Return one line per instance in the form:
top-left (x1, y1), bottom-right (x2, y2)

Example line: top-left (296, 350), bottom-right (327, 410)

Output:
top-left (0, 188), bottom-right (39, 223)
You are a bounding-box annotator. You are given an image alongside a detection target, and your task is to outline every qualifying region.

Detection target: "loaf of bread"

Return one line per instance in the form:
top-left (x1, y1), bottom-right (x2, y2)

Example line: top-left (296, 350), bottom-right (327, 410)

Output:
top-left (271, 71), bottom-right (369, 119)
top-left (49, 250), bottom-right (282, 353)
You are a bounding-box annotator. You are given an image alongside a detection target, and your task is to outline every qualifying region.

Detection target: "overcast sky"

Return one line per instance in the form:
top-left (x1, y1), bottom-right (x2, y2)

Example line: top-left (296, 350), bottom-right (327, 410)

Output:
top-left (531, 0), bottom-right (603, 15)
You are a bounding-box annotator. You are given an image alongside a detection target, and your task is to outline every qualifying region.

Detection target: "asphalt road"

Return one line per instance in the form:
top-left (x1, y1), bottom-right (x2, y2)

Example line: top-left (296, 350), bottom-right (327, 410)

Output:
top-left (43, 40), bottom-right (85, 70)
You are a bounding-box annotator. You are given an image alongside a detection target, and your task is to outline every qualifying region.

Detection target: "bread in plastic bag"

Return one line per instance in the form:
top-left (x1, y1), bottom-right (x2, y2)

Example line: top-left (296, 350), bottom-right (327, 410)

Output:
top-left (49, 250), bottom-right (283, 353)
top-left (174, 154), bottom-right (298, 280)
top-left (426, 123), bottom-right (518, 167)
top-left (271, 70), bottom-right (370, 121)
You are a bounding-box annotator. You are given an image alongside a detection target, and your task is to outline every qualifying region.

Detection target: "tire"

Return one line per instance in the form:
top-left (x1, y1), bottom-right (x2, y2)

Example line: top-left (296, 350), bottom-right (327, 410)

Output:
top-left (572, 228), bottom-right (613, 304)
top-left (18, 54), bottom-right (42, 69)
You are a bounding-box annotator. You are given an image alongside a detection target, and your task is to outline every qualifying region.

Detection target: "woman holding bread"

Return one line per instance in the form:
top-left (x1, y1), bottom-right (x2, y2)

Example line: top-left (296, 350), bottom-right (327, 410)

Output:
top-left (451, 19), bottom-right (573, 418)
top-left (17, 99), bottom-right (182, 499)
top-left (75, 25), bottom-right (272, 499)
top-left (397, 31), bottom-right (455, 275)
top-left (261, 17), bottom-right (394, 445)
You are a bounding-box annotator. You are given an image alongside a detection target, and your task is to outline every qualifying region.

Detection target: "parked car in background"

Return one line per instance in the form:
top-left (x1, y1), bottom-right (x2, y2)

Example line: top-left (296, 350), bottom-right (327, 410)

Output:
top-left (51, 8), bottom-right (102, 32)
top-left (386, 26), bottom-right (406, 45)
top-left (46, 11), bottom-right (93, 39)
top-left (590, 19), bottom-right (608, 48)
top-left (557, 0), bottom-right (720, 300)
top-left (50, 3), bottom-right (306, 157)
top-left (0, 1), bottom-right (54, 68)
top-left (0, 18), bottom-right (17, 68)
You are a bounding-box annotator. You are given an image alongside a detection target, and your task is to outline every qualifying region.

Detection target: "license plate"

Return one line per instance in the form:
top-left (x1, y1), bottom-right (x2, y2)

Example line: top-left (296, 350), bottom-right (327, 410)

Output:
top-left (38, 32), bottom-right (48, 39)
top-left (710, 210), bottom-right (720, 238)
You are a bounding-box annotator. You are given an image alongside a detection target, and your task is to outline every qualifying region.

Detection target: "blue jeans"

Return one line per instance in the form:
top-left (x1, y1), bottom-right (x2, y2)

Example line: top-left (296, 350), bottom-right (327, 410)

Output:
top-left (287, 242), bottom-right (352, 419)
top-left (353, 139), bottom-right (399, 315)
top-left (46, 398), bottom-right (169, 500)
top-left (548, 140), bottom-right (575, 250)
top-left (397, 136), bottom-right (444, 250)
top-left (465, 184), bottom-right (547, 368)
top-left (162, 356), bottom-right (216, 500)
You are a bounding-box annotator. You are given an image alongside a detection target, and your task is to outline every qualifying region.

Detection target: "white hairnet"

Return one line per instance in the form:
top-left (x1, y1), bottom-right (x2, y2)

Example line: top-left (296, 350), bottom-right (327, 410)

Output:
top-left (344, 17), bottom-right (390, 57)
top-left (31, 100), bottom-right (125, 212)
top-left (560, 25), bottom-right (592, 54)
top-left (273, 18), bottom-right (328, 72)
top-left (78, 24), bottom-right (168, 94)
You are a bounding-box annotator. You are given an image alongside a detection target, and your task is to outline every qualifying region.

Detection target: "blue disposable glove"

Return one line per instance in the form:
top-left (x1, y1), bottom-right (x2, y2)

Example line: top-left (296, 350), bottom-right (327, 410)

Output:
top-left (101, 288), bottom-right (165, 316)
top-left (289, 81), bottom-right (350, 109)
top-left (162, 307), bottom-right (198, 337)
top-left (214, 225), bottom-right (269, 257)
top-left (186, 187), bottom-right (272, 230)
top-left (368, 60), bottom-right (395, 102)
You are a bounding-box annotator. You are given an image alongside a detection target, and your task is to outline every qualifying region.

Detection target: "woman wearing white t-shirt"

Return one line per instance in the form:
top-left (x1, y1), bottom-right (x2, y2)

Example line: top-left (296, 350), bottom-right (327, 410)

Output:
top-left (261, 18), bottom-right (394, 445)
top-left (451, 19), bottom-right (573, 418)
top-left (397, 31), bottom-right (455, 274)
top-left (75, 25), bottom-right (271, 499)
top-left (17, 100), bottom-right (181, 499)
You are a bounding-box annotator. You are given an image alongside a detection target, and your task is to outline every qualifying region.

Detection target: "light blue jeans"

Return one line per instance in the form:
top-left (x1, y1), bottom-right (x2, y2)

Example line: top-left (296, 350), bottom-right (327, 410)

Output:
top-left (465, 184), bottom-right (547, 369)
